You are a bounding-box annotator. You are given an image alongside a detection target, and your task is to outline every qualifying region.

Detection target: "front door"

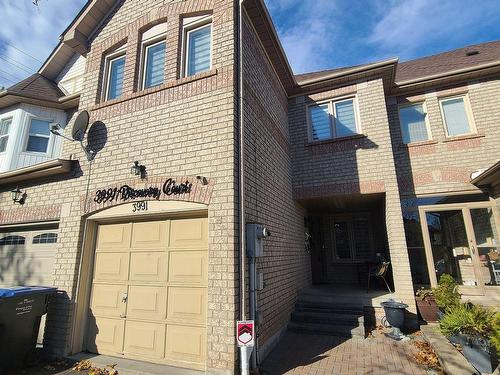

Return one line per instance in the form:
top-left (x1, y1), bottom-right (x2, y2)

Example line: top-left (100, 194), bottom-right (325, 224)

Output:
top-left (419, 203), bottom-right (500, 295)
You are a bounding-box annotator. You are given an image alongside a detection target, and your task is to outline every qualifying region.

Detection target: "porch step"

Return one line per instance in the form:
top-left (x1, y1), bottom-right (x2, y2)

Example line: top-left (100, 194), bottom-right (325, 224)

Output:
top-left (291, 310), bottom-right (364, 325)
top-left (295, 301), bottom-right (364, 314)
top-left (298, 294), bottom-right (370, 305)
top-left (289, 299), bottom-right (365, 338)
top-left (288, 321), bottom-right (365, 338)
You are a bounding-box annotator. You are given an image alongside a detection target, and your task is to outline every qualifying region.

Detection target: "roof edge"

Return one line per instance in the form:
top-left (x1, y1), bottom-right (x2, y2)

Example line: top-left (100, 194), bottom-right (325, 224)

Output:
top-left (297, 58), bottom-right (399, 87)
top-left (396, 60), bottom-right (500, 87)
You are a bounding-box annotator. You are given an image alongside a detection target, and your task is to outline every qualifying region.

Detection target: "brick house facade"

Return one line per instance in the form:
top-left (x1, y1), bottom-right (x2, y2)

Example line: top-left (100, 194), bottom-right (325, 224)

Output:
top-left (0, 0), bottom-right (499, 374)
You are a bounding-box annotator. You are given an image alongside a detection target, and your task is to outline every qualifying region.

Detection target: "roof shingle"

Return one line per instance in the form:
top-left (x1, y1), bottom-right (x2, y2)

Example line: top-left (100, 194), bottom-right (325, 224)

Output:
top-left (6, 73), bottom-right (65, 102)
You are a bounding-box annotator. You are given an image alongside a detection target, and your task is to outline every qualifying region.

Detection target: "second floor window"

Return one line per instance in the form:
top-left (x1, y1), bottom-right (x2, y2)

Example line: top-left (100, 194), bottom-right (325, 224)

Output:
top-left (309, 97), bottom-right (360, 141)
top-left (105, 53), bottom-right (126, 100)
top-left (0, 118), bottom-right (11, 153)
top-left (184, 19), bottom-right (212, 77)
top-left (26, 119), bottom-right (51, 153)
top-left (399, 103), bottom-right (430, 144)
top-left (439, 96), bottom-right (475, 137)
top-left (142, 40), bottom-right (166, 89)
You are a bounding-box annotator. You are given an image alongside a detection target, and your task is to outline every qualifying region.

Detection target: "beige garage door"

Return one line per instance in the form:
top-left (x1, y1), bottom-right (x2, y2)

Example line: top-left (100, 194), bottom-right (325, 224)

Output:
top-left (87, 218), bottom-right (208, 370)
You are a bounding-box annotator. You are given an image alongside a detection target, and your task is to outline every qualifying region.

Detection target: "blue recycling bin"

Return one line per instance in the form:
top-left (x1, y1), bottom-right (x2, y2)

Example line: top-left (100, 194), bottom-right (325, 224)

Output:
top-left (0, 286), bottom-right (57, 371)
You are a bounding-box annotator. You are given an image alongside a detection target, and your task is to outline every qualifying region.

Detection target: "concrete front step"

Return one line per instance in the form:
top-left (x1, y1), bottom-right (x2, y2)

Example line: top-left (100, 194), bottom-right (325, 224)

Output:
top-left (295, 301), bottom-right (364, 314)
top-left (291, 310), bottom-right (364, 325)
top-left (298, 294), bottom-right (371, 305)
top-left (288, 321), bottom-right (365, 338)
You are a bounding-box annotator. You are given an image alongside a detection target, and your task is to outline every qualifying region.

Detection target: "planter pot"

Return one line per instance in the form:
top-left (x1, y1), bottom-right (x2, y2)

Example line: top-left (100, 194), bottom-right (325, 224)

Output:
top-left (451, 334), bottom-right (498, 374)
top-left (415, 297), bottom-right (439, 322)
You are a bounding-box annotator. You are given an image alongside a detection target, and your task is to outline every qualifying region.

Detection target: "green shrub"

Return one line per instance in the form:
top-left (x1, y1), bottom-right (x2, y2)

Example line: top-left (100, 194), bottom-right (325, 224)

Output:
top-left (491, 313), bottom-right (500, 354)
top-left (432, 274), bottom-right (460, 309)
top-left (440, 302), bottom-right (498, 352)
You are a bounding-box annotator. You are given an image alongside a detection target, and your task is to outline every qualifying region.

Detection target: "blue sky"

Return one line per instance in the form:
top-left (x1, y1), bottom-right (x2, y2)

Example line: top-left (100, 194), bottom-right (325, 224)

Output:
top-left (1, 0), bottom-right (500, 88)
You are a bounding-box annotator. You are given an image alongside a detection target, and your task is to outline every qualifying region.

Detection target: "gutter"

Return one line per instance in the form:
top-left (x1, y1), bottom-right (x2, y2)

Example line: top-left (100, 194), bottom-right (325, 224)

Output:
top-left (238, 1), bottom-right (250, 375)
top-left (0, 91), bottom-right (80, 110)
top-left (470, 161), bottom-right (500, 187)
top-left (297, 58), bottom-right (399, 87)
top-left (256, 0), bottom-right (296, 88)
top-left (395, 60), bottom-right (500, 87)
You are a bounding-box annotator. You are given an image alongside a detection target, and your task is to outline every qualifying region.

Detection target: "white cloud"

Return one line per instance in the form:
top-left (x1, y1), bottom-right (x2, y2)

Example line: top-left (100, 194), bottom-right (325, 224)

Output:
top-left (0, 0), bottom-right (85, 89)
top-left (264, 0), bottom-right (340, 74)
top-left (368, 0), bottom-right (500, 60)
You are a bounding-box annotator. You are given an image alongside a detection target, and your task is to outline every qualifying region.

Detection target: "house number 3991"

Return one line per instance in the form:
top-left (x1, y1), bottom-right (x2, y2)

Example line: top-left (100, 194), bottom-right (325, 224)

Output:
top-left (132, 201), bottom-right (148, 212)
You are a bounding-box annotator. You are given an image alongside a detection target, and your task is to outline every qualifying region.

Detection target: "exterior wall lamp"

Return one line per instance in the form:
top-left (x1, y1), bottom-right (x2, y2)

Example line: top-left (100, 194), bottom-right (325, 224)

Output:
top-left (11, 187), bottom-right (27, 205)
top-left (131, 161), bottom-right (147, 179)
top-left (196, 176), bottom-right (209, 185)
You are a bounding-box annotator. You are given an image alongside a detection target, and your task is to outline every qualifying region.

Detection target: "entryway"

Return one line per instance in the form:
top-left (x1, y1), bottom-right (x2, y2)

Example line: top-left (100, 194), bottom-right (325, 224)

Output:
top-left (85, 217), bottom-right (208, 371)
top-left (418, 202), bottom-right (500, 296)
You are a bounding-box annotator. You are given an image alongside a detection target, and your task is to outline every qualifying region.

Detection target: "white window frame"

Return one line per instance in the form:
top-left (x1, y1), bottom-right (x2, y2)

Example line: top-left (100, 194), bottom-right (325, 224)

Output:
top-left (103, 51), bottom-right (126, 101)
top-left (397, 101), bottom-right (432, 144)
top-left (0, 117), bottom-right (12, 154)
top-left (24, 117), bottom-right (54, 155)
top-left (182, 16), bottom-right (213, 78)
top-left (438, 94), bottom-right (476, 138)
top-left (139, 37), bottom-right (166, 90)
top-left (307, 95), bottom-right (362, 142)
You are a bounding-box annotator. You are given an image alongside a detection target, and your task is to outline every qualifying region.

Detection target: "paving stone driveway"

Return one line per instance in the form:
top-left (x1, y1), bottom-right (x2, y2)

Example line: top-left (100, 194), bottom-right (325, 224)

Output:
top-left (262, 332), bottom-right (430, 375)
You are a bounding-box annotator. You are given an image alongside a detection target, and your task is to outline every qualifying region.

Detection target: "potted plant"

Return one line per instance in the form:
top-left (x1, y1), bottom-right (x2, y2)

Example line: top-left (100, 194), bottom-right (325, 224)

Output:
top-left (440, 302), bottom-right (499, 373)
top-left (415, 287), bottom-right (439, 322)
top-left (432, 274), bottom-right (460, 318)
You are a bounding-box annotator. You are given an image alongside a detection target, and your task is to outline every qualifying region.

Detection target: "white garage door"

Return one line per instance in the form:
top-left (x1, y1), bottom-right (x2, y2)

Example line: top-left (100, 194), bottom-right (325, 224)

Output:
top-left (0, 226), bottom-right (58, 287)
top-left (86, 217), bottom-right (208, 371)
top-left (0, 225), bottom-right (58, 343)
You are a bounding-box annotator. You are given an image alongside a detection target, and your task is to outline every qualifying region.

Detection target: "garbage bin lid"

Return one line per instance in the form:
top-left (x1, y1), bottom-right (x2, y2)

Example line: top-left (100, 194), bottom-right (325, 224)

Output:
top-left (381, 300), bottom-right (409, 309)
top-left (0, 286), bottom-right (57, 298)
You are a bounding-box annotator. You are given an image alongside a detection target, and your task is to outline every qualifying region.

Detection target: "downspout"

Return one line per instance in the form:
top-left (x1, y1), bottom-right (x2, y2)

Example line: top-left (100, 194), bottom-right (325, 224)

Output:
top-left (238, 0), bottom-right (250, 375)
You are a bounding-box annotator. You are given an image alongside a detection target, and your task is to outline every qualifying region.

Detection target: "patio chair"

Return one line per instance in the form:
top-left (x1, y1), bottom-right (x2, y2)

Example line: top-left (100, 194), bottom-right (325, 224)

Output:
top-left (492, 262), bottom-right (500, 285)
top-left (367, 261), bottom-right (392, 293)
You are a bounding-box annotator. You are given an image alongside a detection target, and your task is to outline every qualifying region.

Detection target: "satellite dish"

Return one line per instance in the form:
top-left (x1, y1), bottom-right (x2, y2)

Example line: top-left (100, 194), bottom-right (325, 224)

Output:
top-left (72, 110), bottom-right (89, 142)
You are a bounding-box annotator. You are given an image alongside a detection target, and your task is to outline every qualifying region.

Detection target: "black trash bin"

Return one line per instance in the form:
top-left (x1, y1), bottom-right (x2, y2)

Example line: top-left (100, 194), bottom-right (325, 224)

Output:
top-left (0, 286), bottom-right (57, 371)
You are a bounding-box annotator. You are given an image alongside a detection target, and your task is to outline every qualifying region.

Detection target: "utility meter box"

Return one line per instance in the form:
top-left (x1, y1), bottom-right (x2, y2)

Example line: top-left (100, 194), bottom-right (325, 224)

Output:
top-left (246, 223), bottom-right (270, 258)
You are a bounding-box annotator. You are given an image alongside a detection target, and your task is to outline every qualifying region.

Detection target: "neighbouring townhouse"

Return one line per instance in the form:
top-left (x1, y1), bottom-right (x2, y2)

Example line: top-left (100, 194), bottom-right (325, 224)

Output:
top-left (0, 0), bottom-right (499, 374)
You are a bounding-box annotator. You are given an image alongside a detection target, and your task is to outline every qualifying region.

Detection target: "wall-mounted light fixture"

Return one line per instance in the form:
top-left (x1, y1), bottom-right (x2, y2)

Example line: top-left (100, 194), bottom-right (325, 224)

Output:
top-left (11, 187), bottom-right (27, 205)
top-left (131, 161), bottom-right (147, 179)
top-left (196, 176), bottom-right (209, 185)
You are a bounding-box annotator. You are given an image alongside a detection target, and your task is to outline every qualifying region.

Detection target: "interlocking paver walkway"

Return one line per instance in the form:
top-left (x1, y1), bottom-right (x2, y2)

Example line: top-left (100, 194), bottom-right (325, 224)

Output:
top-left (262, 332), bottom-right (428, 375)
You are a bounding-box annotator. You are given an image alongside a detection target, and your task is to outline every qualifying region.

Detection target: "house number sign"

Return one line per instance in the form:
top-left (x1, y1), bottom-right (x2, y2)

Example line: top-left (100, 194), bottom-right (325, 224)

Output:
top-left (94, 178), bottom-right (192, 204)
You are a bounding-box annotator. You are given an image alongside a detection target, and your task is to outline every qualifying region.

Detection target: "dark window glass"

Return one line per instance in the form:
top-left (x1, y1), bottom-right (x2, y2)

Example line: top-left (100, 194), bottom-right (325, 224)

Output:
top-left (0, 235), bottom-right (26, 245)
top-left (32, 233), bottom-right (58, 244)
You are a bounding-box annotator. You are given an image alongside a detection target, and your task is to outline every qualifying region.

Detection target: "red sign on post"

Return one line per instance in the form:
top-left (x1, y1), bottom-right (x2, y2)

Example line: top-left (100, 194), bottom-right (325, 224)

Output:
top-left (237, 320), bottom-right (255, 347)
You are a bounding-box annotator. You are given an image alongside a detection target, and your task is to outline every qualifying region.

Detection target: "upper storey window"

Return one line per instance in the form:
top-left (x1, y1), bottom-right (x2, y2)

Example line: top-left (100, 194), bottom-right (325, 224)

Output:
top-left (104, 50), bottom-right (126, 101)
top-left (0, 118), bottom-right (11, 153)
top-left (309, 97), bottom-right (360, 141)
top-left (183, 17), bottom-right (212, 77)
top-left (143, 41), bottom-right (166, 88)
top-left (140, 23), bottom-right (167, 89)
top-left (26, 119), bottom-right (51, 153)
top-left (398, 103), bottom-right (431, 144)
top-left (439, 95), bottom-right (475, 137)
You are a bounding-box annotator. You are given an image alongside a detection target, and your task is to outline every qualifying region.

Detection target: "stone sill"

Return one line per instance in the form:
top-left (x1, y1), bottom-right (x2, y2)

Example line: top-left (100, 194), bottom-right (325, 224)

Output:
top-left (442, 133), bottom-right (485, 143)
top-left (305, 133), bottom-right (367, 147)
top-left (91, 69), bottom-right (218, 111)
top-left (402, 140), bottom-right (438, 148)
